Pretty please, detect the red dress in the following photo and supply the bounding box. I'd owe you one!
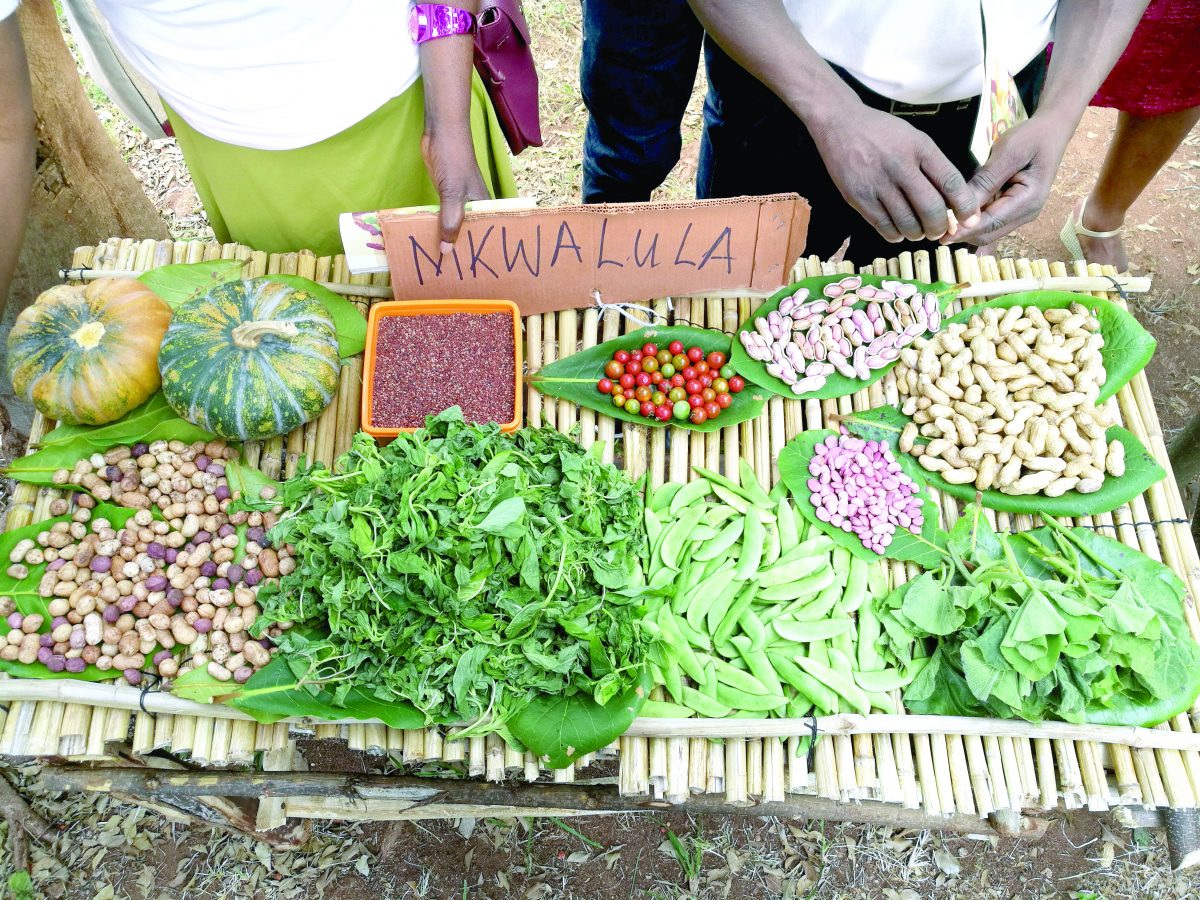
[1092,0,1200,115]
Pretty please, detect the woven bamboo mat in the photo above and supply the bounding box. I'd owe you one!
[2,236,1200,820]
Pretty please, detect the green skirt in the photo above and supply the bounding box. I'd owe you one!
[167,75,518,257]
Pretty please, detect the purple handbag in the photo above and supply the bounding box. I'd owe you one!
[474,0,543,155]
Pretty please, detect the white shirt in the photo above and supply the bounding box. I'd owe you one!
[0,0,17,19]
[782,0,1057,104]
[92,1,421,151]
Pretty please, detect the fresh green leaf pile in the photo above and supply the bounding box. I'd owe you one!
[251,407,652,751]
[873,505,1200,726]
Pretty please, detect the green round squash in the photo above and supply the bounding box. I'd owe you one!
[159,279,341,440]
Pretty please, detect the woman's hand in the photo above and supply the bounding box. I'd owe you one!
[421,126,489,254]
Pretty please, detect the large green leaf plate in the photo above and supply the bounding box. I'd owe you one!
[0,504,139,681]
[841,407,1164,516]
[527,325,767,433]
[729,274,958,401]
[778,429,949,568]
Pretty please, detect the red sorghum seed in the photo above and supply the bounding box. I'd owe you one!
[372,313,516,428]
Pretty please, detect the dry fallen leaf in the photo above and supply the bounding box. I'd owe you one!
[933,847,961,877]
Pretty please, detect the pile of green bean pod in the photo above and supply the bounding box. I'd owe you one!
[640,460,915,719]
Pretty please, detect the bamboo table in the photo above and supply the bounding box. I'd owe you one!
[3,238,1200,862]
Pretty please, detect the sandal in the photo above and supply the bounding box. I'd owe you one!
[1060,197,1123,261]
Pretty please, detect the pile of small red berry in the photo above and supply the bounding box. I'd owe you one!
[597,340,746,424]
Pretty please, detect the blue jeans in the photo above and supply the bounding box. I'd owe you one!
[580,0,703,203]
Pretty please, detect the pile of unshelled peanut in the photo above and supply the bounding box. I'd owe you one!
[0,438,291,686]
[895,303,1125,497]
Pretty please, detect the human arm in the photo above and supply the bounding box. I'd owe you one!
[417,1,491,254]
[950,0,1150,246]
[688,0,981,242]
[0,11,35,310]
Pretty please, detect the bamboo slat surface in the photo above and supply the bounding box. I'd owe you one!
[2,238,1199,824]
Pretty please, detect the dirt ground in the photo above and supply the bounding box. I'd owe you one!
[2,3,1200,898]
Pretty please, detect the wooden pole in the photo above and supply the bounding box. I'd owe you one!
[39,766,1048,838]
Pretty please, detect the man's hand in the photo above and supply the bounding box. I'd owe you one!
[810,105,981,243]
[948,114,1074,247]
[421,127,489,254]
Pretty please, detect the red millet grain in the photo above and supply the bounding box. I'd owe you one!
[371,312,516,428]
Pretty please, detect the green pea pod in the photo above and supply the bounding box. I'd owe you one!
[791,578,846,621]
[694,517,744,562]
[704,504,739,528]
[669,478,712,516]
[641,699,696,718]
[758,568,835,602]
[793,654,871,715]
[649,481,682,516]
[693,464,770,511]
[854,668,912,694]
[703,578,742,635]
[688,571,738,632]
[762,521,781,567]
[714,582,758,645]
[658,604,706,686]
[856,603,883,672]
[674,614,714,652]
[841,557,871,613]
[829,622,855,665]
[738,607,768,651]
[738,458,775,509]
[866,690,899,713]
[691,525,719,543]
[776,498,798,551]
[659,655,684,704]
[772,616,853,644]
[769,478,789,502]
[701,660,719,700]
[648,565,678,594]
[729,709,771,719]
[730,635,785,698]
[645,508,664,560]
[757,554,827,588]
[714,683,787,712]
[734,512,764,581]
[773,536,836,566]
[713,657,772,695]
[682,685,733,718]
[806,639,829,667]
[710,483,777,521]
[785,696,813,719]
[827,646,855,679]
[794,502,808,542]
[769,652,838,712]
[659,503,706,571]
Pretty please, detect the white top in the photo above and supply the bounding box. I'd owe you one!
[92,1,421,151]
[783,0,1057,104]
[0,0,17,19]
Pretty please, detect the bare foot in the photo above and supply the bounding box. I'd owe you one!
[1073,197,1130,272]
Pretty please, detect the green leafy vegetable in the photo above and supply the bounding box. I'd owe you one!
[729,274,957,400]
[528,325,766,433]
[777,429,949,567]
[6,393,213,487]
[873,505,1200,727]
[840,405,1165,516]
[245,408,651,761]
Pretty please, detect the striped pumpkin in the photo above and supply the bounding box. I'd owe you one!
[159,279,341,441]
[7,278,172,425]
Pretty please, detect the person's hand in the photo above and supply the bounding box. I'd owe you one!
[809,104,981,243]
[421,126,489,254]
[948,113,1074,246]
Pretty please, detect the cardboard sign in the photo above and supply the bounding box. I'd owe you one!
[379,195,809,315]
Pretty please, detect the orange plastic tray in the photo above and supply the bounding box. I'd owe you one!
[361,299,523,439]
